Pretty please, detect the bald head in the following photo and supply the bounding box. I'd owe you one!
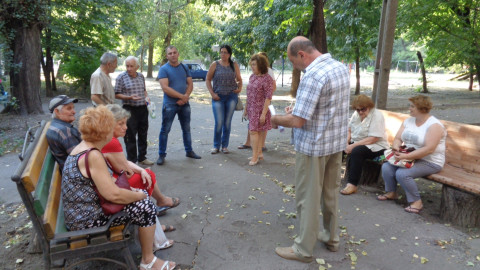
[287,36,321,71]
[288,36,317,56]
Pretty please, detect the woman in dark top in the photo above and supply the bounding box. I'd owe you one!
[206,45,243,154]
[62,106,175,270]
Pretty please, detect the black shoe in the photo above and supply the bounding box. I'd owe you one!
[186,151,201,159]
[156,156,165,165]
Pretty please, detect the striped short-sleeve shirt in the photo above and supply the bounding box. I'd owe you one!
[114,72,146,106]
[292,53,350,157]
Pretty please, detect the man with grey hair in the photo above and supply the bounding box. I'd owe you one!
[46,95,81,172]
[115,56,153,165]
[272,36,350,262]
[90,52,118,106]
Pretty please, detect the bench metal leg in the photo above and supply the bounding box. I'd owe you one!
[123,246,137,270]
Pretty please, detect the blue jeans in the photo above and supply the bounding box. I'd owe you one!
[158,103,192,157]
[212,93,238,149]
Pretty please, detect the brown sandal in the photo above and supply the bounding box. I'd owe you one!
[340,185,357,195]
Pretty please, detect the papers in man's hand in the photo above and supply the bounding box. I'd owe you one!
[268,105,284,132]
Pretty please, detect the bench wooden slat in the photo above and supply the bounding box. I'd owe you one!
[43,163,62,239]
[21,121,51,193]
[427,165,480,195]
[55,196,68,235]
[33,151,56,216]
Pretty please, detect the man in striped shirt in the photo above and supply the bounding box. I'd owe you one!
[272,36,350,263]
[115,56,153,165]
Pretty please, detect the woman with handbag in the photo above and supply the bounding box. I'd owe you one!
[62,106,176,270]
[244,53,274,165]
[206,44,243,154]
[102,104,180,218]
[378,95,446,214]
[340,95,389,195]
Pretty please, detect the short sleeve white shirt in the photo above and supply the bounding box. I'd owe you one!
[348,108,389,152]
[90,67,115,105]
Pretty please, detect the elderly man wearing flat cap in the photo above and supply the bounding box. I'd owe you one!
[46,95,81,171]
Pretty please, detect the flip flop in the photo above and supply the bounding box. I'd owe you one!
[376,194,397,201]
[405,206,422,214]
[238,144,251,149]
[156,206,169,216]
[162,225,176,232]
[170,197,180,208]
[153,239,174,252]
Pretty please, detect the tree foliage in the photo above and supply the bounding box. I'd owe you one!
[0,0,46,114]
[325,0,382,94]
[398,0,480,87]
[45,0,133,90]
[222,0,312,66]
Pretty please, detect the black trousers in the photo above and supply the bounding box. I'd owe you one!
[347,145,385,186]
[123,104,149,163]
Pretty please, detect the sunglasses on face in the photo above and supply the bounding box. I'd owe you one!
[356,107,367,113]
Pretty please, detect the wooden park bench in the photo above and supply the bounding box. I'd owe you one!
[347,110,480,227]
[10,121,137,269]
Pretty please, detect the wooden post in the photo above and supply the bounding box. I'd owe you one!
[373,0,398,109]
[372,0,387,103]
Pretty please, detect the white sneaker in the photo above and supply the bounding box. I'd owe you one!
[139,159,154,165]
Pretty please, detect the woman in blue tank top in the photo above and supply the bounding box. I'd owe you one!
[205,45,243,154]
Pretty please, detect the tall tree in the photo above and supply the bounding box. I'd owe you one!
[325,0,382,95]
[398,0,480,91]
[0,0,45,114]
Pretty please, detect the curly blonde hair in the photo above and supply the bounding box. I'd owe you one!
[79,105,116,142]
[409,95,433,113]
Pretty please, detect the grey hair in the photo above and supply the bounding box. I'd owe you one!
[165,45,178,53]
[288,39,316,56]
[51,104,64,119]
[100,52,118,65]
[106,104,131,121]
[125,56,140,68]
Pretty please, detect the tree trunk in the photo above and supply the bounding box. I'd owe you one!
[290,68,301,98]
[309,0,328,53]
[147,40,154,78]
[355,50,361,95]
[161,11,173,66]
[56,61,65,81]
[140,41,145,73]
[10,25,43,115]
[440,185,480,227]
[476,64,480,91]
[40,53,51,97]
[468,70,473,91]
[416,51,428,93]
[375,0,398,109]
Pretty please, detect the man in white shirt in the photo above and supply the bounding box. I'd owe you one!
[90,52,118,106]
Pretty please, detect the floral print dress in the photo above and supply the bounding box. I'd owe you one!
[246,74,274,131]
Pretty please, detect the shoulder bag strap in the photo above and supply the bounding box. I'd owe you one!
[84,147,100,179]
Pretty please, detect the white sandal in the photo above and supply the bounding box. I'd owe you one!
[139,256,176,270]
[160,260,176,270]
[153,239,174,252]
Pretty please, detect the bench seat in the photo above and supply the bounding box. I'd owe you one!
[11,121,137,269]
[348,109,480,227]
